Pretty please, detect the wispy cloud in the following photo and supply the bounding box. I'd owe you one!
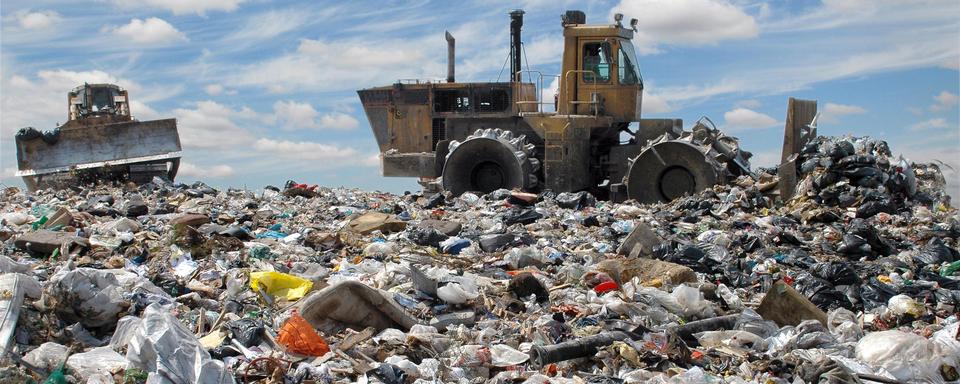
[112,0,245,16]
[723,107,780,131]
[268,101,359,131]
[908,118,948,131]
[179,162,235,178]
[252,138,359,162]
[8,10,61,30]
[930,90,959,112]
[820,102,866,124]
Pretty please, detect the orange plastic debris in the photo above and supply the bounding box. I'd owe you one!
[277,312,330,356]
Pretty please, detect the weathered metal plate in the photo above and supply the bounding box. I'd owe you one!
[15,118,181,176]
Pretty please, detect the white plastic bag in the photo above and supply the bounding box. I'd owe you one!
[126,304,235,384]
[855,330,945,382]
[671,285,715,319]
[490,344,529,367]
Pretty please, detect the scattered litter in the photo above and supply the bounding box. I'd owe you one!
[0,135,956,382]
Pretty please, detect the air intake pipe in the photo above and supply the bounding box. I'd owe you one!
[445,31,455,83]
[509,9,525,82]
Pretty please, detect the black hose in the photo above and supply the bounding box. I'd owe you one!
[528,331,631,368]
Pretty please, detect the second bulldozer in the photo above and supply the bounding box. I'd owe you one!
[359,10,797,203]
[15,84,181,192]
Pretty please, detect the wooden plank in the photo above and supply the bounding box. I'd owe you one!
[780,98,818,164]
[779,98,817,201]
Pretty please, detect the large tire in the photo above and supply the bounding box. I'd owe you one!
[441,128,539,196]
[625,141,722,204]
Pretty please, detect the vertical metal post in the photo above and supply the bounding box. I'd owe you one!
[509,10,525,83]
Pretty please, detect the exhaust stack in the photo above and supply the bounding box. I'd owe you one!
[509,9,525,82]
[445,31,455,83]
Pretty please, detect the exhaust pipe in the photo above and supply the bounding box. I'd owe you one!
[445,31,455,83]
[509,9,525,82]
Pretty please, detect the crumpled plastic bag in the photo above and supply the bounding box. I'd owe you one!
[277,312,330,356]
[125,304,234,384]
[48,268,127,328]
[855,329,948,382]
[671,285,715,319]
[249,271,314,301]
[437,282,479,304]
[65,346,127,382]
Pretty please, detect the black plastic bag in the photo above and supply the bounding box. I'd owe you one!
[856,199,895,219]
[913,237,958,265]
[409,227,448,248]
[372,363,407,384]
[794,272,852,310]
[226,318,265,347]
[423,193,445,208]
[504,208,542,225]
[555,191,596,210]
[811,261,860,285]
[860,277,898,310]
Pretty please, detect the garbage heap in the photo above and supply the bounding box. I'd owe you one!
[0,135,957,384]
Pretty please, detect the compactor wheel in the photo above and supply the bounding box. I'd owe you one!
[441,128,539,196]
[625,141,721,204]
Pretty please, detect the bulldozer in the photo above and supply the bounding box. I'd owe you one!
[358,10,817,202]
[14,83,182,192]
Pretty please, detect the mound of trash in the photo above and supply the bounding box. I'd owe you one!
[0,135,957,384]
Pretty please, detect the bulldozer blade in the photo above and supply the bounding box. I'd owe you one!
[15,118,181,189]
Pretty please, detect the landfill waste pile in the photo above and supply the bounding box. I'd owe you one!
[0,135,957,384]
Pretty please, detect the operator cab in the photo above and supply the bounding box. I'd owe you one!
[69,83,131,121]
[557,11,644,122]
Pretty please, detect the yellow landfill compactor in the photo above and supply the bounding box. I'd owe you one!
[359,10,816,202]
[15,84,182,192]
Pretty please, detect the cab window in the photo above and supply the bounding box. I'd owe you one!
[582,41,612,83]
[618,41,642,85]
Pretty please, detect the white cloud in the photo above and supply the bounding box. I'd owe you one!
[269,101,359,130]
[252,138,358,161]
[178,162,235,178]
[611,0,759,54]
[362,154,381,167]
[642,91,672,114]
[110,18,187,45]
[128,100,161,121]
[734,99,762,109]
[723,107,779,131]
[908,118,948,131]
[930,90,959,112]
[820,102,866,123]
[172,101,256,149]
[749,149,782,168]
[113,0,245,16]
[941,58,960,70]
[204,84,224,95]
[13,10,61,30]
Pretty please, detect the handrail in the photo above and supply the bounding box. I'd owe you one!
[513,70,560,114]
[563,70,600,117]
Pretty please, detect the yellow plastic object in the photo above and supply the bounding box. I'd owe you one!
[249,271,314,301]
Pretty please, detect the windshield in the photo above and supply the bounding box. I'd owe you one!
[618,40,642,86]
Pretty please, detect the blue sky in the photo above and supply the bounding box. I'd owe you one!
[1,0,958,196]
